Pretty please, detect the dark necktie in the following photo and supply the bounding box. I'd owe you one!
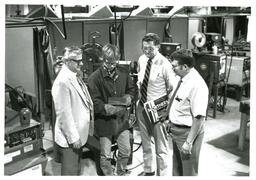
[140,58,153,104]
[165,78,182,115]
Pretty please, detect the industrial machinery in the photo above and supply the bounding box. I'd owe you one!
[191,32,206,51]
[5,108,43,164]
[81,31,103,81]
[191,32,227,118]
[204,32,222,52]
[160,42,181,60]
[191,32,222,53]
[4,107,46,175]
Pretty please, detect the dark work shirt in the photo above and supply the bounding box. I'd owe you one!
[87,65,135,136]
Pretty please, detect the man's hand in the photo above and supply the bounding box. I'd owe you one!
[181,141,192,155]
[163,120,172,134]
[115,106,126,118]
[104,104,118,115]
[123,94,132,106]
[159,109,169,122]
[73,139,82,149]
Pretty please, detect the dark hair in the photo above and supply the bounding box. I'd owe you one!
[170,49,195,68]
[102,43,120,62]
[142,33,160,46]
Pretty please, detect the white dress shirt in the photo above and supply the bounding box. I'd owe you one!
[169,68,209,126]
[137,52,178,101]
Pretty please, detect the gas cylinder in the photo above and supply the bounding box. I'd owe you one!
[20,108,31,126]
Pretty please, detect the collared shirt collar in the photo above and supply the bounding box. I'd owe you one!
[101,65,110,78]
[100,65,119,79]
[148,51,160,63]
[62,64,77,78]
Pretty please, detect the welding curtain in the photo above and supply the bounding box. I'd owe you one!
[33,27,54,128]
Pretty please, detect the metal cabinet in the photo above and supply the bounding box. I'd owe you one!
[123,19,147,61]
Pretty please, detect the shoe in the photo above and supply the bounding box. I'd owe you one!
[116,169,131,176]
[138,171,155,176]
[124,169,131,176]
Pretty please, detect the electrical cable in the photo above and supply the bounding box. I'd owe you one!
[121,6,137,21]
[127,162,144,171]
[165,7,186,42]
[111,5,136,43]
[132,141,142,152]
[25,5,67,40]
[5,84,32,111]
[225,44,234,84]
[111,140,143,171]
[26,17,66,39]
[167,7,186,21]
[113,8,117,46]
[60,5,67,39]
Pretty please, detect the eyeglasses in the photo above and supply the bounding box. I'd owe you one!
[171,64,182,69]
[70,59,83,65]
[105,59,118,66]
[142,46,155,52]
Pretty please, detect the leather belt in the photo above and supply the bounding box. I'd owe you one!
[171,122,191,128]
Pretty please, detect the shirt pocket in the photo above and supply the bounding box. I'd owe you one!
[149,67,163,82]
[174,94,190,115]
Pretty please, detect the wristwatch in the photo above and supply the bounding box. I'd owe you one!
[185,140,193,146]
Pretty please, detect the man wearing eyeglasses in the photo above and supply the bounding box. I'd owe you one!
[167,49,208,176]
[52,46,94,175]
[88,43,135,175]
[136,33,177,176]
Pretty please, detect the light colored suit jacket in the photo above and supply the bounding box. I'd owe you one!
[52,65,94,148]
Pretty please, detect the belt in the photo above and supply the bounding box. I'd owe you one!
[171,122,191,128]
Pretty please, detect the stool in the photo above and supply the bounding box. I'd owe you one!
[238,99,250,151]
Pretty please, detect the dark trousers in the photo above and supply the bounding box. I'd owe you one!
[55,143,82,175]
[170,124,204,176]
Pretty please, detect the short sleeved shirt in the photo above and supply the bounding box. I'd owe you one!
[169,68,209,126]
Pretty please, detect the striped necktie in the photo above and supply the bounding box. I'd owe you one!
[140,58,153,104]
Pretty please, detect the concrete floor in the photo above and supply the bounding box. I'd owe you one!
[43,97,250,176]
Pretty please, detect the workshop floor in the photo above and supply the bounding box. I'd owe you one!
[43,97,250,176]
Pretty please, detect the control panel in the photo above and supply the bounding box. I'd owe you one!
[5,124,41,148]
[5,108,42,148]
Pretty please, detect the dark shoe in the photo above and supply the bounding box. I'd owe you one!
[116,169,131,176]
[138,171,155,176]
[125,169,131,175]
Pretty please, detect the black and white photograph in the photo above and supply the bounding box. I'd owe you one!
[1,0,255,177]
